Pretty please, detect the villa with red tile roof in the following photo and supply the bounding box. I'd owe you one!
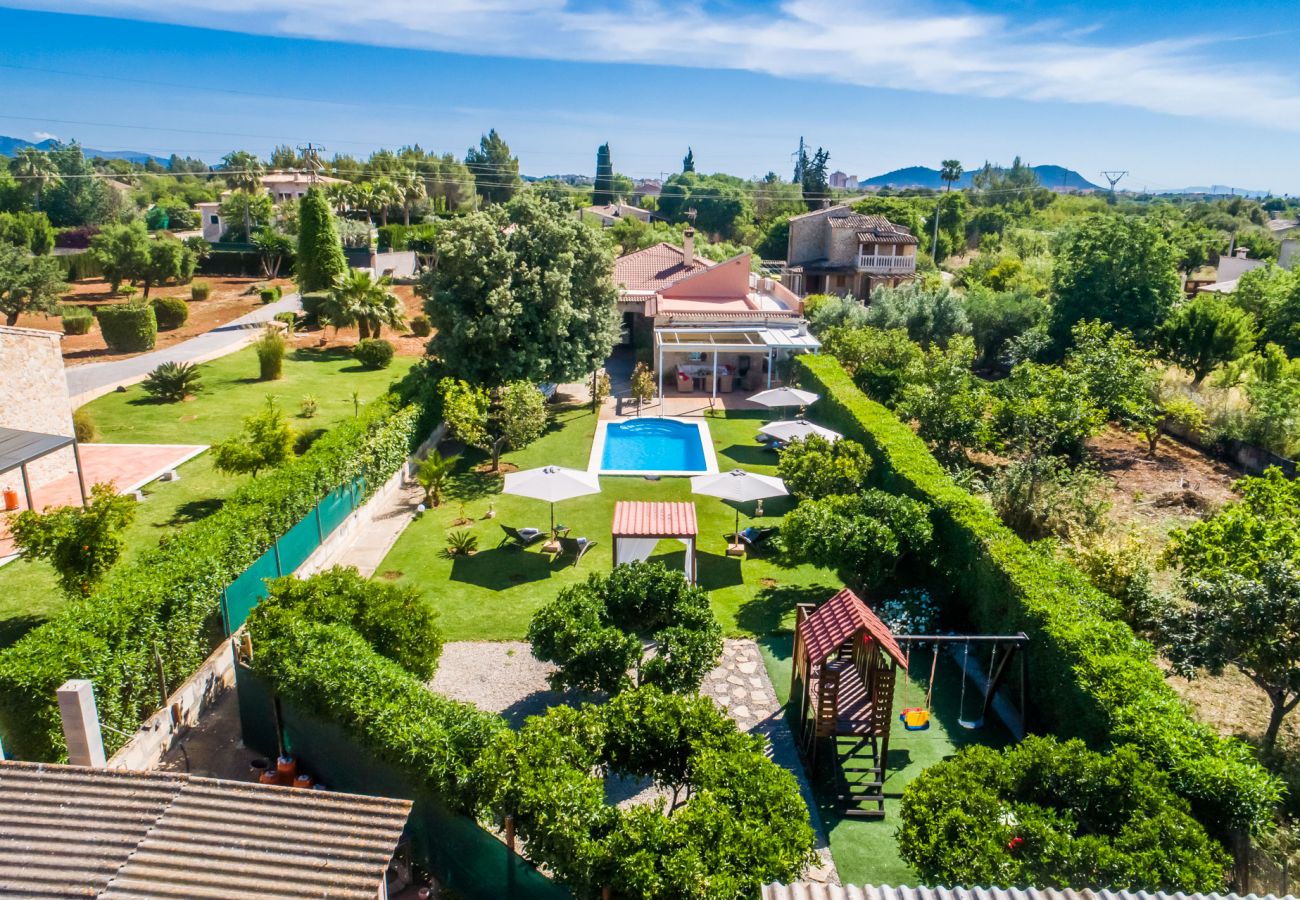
[613,229,820,399]
[782,204,918,299]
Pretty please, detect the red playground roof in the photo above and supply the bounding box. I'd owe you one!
[612,501,698,538]
[799,588,907,667]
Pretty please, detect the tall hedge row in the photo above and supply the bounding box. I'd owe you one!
[0,396,420,761]
[797,354,1280,837]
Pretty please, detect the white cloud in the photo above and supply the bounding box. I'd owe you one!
[32,130,58,141]
[10,0,1300,131]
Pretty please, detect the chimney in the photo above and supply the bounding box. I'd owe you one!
[1235,247,1249,259]
[683,228,695,266]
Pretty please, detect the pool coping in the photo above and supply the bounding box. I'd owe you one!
[589,416,720,477]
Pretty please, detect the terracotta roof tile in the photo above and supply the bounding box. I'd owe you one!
[800,588,906,667]
[614,243,714,293]
[612,501,698,537]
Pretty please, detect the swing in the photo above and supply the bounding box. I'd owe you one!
[899,645,939,731]
[957,639,995,730]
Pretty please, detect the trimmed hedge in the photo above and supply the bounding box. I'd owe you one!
[352,338,395,370]
[95,303,157,352]
[797,354,1280,837]
[60,305,94,336]
[150,296,189,331]
[0,395,421,761]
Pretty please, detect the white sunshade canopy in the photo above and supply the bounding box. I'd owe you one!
[748,387,819,409]
[757,419,843,444]
[690,468,789,503]
[503,465,602,533]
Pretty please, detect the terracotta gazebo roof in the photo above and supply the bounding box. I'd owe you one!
[612,501,698,538]
[800,588,906,667]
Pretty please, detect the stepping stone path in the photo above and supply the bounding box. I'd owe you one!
[701,639,838,885]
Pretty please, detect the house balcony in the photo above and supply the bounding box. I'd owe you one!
[856,254,916,273]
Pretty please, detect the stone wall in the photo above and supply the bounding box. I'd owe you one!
[0,326,74,489]
[787,210,830,266]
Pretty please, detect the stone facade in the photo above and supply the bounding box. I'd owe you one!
[0,325,75,488]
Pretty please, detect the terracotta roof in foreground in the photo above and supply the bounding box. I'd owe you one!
[0,760,411,899]
[799,588,906,668]
[612,500,698,538]
[614,242,714,293]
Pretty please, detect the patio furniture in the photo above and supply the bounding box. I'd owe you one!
[737,525,778,555]
[718,374,734,393]
[503,466,601,546]
[557,535,597,566]
[499,524,545,548]
[676,369,695,393]
[690,468,789,556]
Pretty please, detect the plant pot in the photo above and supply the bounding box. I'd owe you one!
[3,489,18,511]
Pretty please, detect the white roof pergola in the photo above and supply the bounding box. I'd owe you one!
[654,325,820,398]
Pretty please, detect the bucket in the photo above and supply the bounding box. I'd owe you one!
[276,755,297,785]
[3,489,18,511]
[258,769,279,785]
[293,773,314,789]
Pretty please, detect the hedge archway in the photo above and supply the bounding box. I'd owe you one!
[476,686,815,900]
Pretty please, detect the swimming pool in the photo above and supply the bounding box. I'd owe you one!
[590,417,719,476]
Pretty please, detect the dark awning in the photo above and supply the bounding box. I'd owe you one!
[0,426,74,476]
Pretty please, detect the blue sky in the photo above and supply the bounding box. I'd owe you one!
[0,1,1297,192]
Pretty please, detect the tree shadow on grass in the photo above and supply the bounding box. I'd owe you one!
[720,443,778,468]
[161,497,224,527]
[449,546,555,590]
[737,582,839,636]
[292,346,352,363]
[0,614,47,650]
[695,550,743,590]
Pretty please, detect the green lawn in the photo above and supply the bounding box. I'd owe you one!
[0,346,416,647]
[378,404,841,640]
[760,634,1010,884]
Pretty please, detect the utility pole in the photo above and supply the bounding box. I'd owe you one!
[1100,170,1128,199]
[297,143,326,183]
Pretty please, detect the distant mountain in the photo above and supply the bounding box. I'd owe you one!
[0,135,168,165]
[861,164,1099,191]
[1153,185,1270,199]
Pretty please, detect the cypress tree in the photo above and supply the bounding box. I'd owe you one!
[296,186,347,292]
[682,147,695,173]
[593,143,615,206]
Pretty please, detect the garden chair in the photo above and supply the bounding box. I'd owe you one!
[557,536,597,566]
[737,526,777,555]
[499,524,544,549]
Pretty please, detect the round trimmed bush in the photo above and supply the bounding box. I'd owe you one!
[353,338,395,370]
[95,303,157,353]
[150,296,189,331]
[898,735,1230,891]
[409,314,432,337]
[476,686,815,898]
[528,561,722,695]
[258,284,281,304]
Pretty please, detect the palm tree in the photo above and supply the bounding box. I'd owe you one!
[221,150,265,241]
[349,182,377,225]
[415,452,455,507]
[330,268,406,339]
[394,169,426,226]
[325,182,352,214]
[932,159,965,261]
[12,147,61,211]
[370,177,401,227]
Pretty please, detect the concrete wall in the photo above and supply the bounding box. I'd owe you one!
[371,250,418,279]
[0,326,75,488]
[1282,239,1297,271]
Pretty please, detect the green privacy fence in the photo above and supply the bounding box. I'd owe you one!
[236,666,570,900]
[220,478,365,633]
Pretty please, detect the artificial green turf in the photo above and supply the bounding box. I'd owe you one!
[0,346,417,647]
[377,404,842,641]
[759,634,1010,885]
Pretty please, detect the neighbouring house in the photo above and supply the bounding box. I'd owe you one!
[584,202,656,227]
[261,172,348,203]
[613,230,819,399]
[0,326,75,490]
[1199,247,1267,295]
[0,760,411,899]
[1265,217,1300,240]
[196,200,225,242]
[782,204,918,300]
[633,179,662,200]
[1183,265,1218,296]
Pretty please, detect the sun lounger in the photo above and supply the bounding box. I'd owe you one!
[499,524,544,548]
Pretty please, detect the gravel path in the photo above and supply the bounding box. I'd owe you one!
[429,639,837,883]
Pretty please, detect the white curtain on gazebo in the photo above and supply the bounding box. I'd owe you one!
[614,537,695,578]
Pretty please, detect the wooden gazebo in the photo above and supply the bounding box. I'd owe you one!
[790,588,907,818]
[611,501,698,584]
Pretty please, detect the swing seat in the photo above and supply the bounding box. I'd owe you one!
[899,707,930,730]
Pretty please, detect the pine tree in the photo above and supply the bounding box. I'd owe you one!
[295,186,347,292]
[593,143,615,206]
[465,129,520,205]
[802,147,830,210]
[682,147,695,173]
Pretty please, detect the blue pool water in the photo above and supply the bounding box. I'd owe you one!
[601,419,709,472]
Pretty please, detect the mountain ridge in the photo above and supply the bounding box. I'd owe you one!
[860,164,1100,191]
[0,135,168,165]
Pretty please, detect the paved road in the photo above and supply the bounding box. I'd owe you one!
[66,294,302,405]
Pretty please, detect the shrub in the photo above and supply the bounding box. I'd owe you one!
[899,736,1230,891]
[253,325,286,381]
[821,325,923,405]
[781,489,933,590]
[863,282,970,348]
[796,353,1280,837]
[299,395,318,419]
[528,562,723,695]
[258,284,281,304]
[8,484,136,597]
[445,529,478,556]
[142,361,202,403]
[985,456,1111,542]
[72,408,98,443]
[60,305,94,336]
[95,303,157,353]
[0,395,421,761]
[777,434,872,499]
[273,311,297,332]
[150,296,189,331]
[353,338,395,370]
[190,280,211,301]
[409,314,432,337]
[212,397,294,476]
[475,686,815,898]
[251,567,443,680]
